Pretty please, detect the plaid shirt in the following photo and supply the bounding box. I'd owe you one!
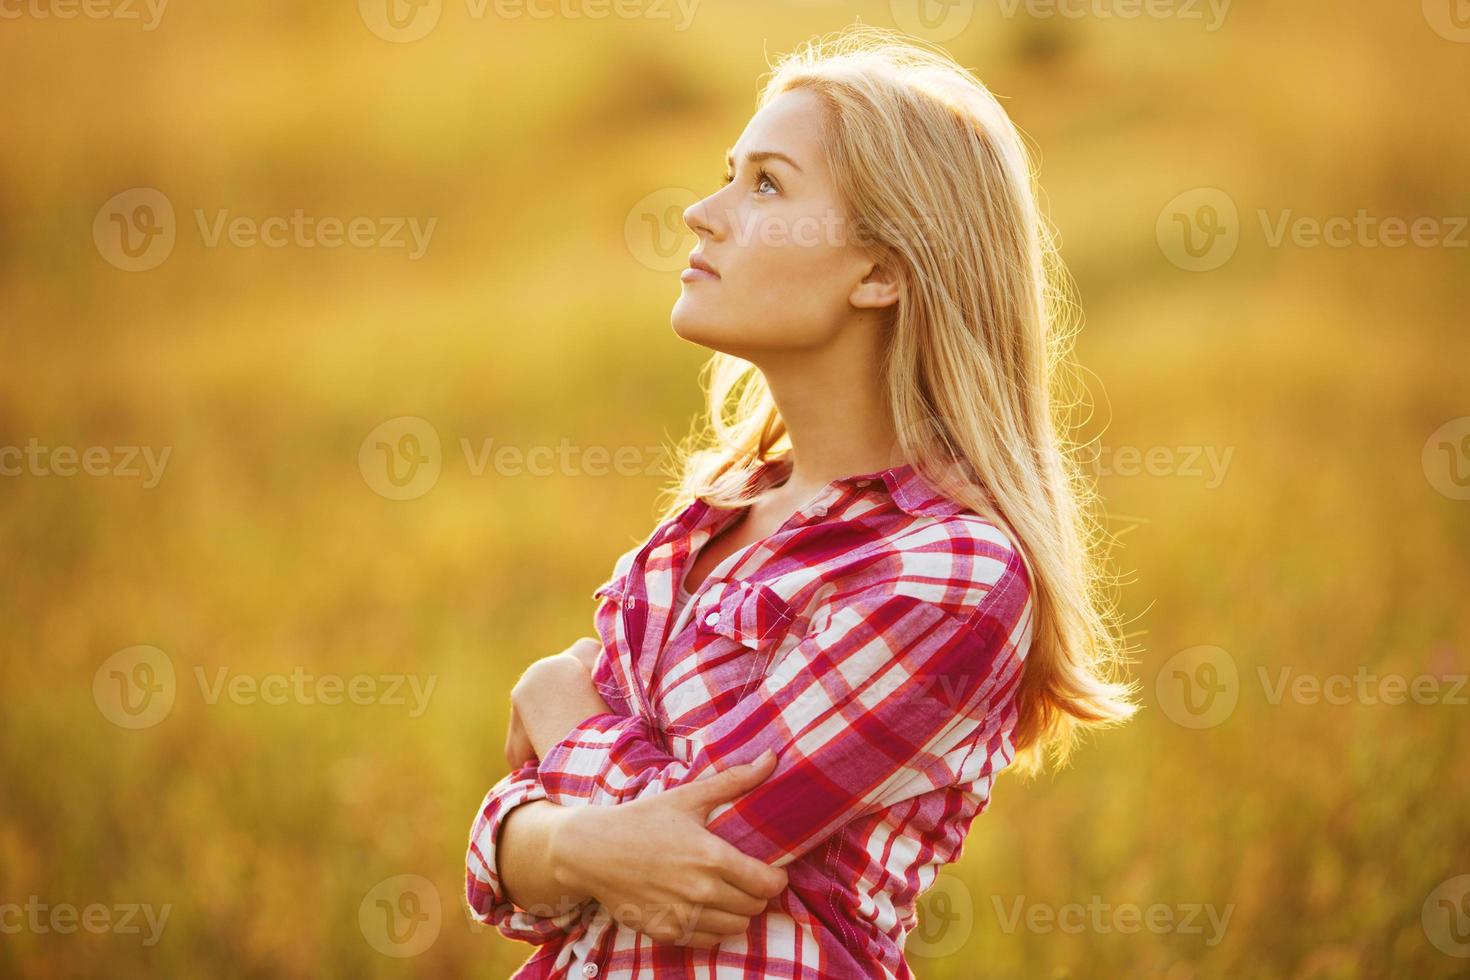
[467,456,1034,979]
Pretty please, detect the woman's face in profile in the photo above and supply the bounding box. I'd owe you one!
[672,87,888,359]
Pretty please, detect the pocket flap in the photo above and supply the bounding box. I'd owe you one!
[591,576,625,602]
[691,580,795,649]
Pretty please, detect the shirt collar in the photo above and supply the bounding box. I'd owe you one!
[756,454,968,519]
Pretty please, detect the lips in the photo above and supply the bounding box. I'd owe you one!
[688,254,719,277]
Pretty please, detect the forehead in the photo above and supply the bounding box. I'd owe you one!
[730,88,826,168]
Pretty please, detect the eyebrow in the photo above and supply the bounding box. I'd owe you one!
[725,147,805,174]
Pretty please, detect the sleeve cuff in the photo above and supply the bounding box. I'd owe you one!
[537,711,655,806]
[465,768,593,943]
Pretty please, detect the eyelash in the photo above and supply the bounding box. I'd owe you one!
[721,167,778,194]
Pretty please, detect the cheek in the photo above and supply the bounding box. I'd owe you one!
[672,211,855,346]
[744,221,849,307]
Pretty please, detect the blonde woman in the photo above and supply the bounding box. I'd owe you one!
[467,24,1138,980]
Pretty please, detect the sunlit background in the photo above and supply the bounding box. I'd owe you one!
[3,0,1468,976]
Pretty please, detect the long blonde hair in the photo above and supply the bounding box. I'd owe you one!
[654,24,1139,777]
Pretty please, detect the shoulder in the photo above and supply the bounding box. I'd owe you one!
[821,512,1032,624]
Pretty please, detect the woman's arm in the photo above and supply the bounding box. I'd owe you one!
[470,643,788,949]
[527,563,1033,869]
[511,650,614,761]
[497,798,588,911]
[494,753,791,947]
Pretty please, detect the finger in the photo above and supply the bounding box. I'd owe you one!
[711,839,789,900]
[686,907,751,937]
[672,749,778,813]
[697,878,769,919]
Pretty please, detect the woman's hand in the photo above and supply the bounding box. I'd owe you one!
[548,750,790,948]
[512,645,615,760]
[504,701,537,771]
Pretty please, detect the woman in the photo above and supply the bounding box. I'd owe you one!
[467,24,1138,979]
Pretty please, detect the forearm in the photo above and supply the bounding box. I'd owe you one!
[498,799,592,915]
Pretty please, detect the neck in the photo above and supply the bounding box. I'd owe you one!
[755,324,901,501]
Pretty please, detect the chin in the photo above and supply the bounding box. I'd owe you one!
[671,314,748,359]
[670,297,718,343]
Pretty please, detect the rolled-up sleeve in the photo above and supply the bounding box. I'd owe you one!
[464,759,596,944]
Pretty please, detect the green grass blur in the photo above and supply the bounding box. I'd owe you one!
[1,1,1467,977]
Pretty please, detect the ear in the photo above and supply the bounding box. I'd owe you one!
[849,261,901,310]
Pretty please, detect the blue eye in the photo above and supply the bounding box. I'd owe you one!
[721,168,778,194]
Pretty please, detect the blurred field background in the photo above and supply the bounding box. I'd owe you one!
[2,0,1468,977]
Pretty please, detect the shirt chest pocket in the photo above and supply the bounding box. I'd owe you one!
[659,580,799,728]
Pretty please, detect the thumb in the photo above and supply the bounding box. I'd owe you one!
[674,749,778,814]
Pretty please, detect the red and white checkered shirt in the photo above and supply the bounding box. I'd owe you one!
[467,455,1034,979]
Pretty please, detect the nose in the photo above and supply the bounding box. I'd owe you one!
[683,192,723,241]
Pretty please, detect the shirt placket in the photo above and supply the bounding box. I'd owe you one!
[620,501,720,727]
[640,480,859,731]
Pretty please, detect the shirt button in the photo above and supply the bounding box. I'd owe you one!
[627,596,637,609]
[856,479,871,488]
[703,611,720,626]
[581,964,600,978]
